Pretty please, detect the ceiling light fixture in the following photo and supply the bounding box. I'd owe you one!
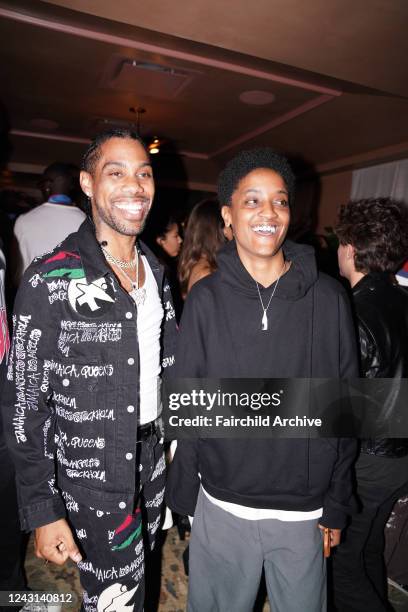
[129,106,161,154]
[148,138,160,155]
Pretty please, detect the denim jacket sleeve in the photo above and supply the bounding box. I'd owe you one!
[2,271,66,531]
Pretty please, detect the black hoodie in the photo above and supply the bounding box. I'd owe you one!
[166,240,358,528]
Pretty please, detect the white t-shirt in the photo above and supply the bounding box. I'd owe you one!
[136,256,164,425]
[169,441,323,524]
[14,201,86,274]
[202,486,322,522]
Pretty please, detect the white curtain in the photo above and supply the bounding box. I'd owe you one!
[351,159,408,203]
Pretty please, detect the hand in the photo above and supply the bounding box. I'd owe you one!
[318,524,342,548]
[34,518,82,566]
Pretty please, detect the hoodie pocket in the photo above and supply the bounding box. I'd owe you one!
[261,439,309,496]
[200,439,310,497]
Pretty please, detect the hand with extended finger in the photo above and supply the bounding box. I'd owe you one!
[35,518,83,566]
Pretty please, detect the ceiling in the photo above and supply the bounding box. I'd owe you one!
[1,0,408,191]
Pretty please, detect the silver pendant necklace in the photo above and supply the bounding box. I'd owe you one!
[102,245,146,306]
[255,260,286,331]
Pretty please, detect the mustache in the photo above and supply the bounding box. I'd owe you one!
[111,196,151,204]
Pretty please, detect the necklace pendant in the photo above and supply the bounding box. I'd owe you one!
[130,286,146,307]
[261,311,268,331]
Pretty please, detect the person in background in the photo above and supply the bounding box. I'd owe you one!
[385,259,408,593]
[395,259,408,286]
[332,197,408,612]
[178,198,229,297]
[13,162,86,282]
[143,214,183,322]
[0,242,27,602]
[171,199,230,560]
[167,148,358,612]
[154,216,183,260]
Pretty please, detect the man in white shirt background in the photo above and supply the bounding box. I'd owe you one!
[13,161,86,283]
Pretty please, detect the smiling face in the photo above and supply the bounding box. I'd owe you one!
[221,167,290,268]
[80,137,154,240]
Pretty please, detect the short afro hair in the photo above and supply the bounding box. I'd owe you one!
[335,198,408,273]
[81,128,148,175]
[217,147,295,206]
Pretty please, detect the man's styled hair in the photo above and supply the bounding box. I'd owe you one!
[81,128,148,175]
[336,198,408,273]
[217,147,296,206]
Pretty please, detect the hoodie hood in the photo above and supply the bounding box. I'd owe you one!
[217,238,318,301]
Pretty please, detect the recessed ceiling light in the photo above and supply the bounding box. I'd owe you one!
[29,118,59,130]
[239,90,276,105]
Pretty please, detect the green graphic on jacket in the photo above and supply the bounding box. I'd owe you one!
[111,509,142,551]
[42,250,84,279]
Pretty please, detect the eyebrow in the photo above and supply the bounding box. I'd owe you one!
[244,187,288,195]
[101,161,152,171]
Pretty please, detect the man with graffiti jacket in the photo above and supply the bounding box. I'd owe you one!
[2,129,176,612]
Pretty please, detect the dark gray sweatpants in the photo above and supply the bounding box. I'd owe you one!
[188,489,326,612]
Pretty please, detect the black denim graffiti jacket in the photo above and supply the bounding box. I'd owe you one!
[2,218,176,531]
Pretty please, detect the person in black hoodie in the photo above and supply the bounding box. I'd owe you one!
[166,148,358,612]
[332,198,408,612]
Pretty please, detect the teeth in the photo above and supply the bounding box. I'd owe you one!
[115,203,143,212]
[253,225,277,234]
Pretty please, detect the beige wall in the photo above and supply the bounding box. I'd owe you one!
[317,169,353,234]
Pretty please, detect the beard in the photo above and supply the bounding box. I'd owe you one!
[93,197,152,237]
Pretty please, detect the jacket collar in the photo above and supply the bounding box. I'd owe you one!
[352,271,394,296]
[76,217,163,288]
[76,218,110,283]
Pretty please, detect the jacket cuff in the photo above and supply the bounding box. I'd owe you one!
[319,507,350,530]
[165,490,198,517]
[19,496,67,532]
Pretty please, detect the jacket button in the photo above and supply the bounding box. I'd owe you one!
[127,357,135,365]
[118,501,126,509]
[125,452,133,460]
[125,312,133,319]
[62,379,69,387]
[127,405,135,413]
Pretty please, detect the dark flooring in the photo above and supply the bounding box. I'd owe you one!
[25,527,408,612]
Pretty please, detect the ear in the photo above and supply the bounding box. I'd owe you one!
[80,170,93,199]
[156,236,164,246]
[346,244,355,260]
[221,205,232,228]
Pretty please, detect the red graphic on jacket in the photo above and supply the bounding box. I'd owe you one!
[111,509,142,552]
[0,307,10,364]
[42,250,85,279]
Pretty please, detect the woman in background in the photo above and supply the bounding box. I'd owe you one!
[143,213,183,321]
[174,198,230,564]
[178,198,231,297]
[155,216,183,260]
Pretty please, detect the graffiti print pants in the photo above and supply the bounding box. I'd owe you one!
[63,429,165,612]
